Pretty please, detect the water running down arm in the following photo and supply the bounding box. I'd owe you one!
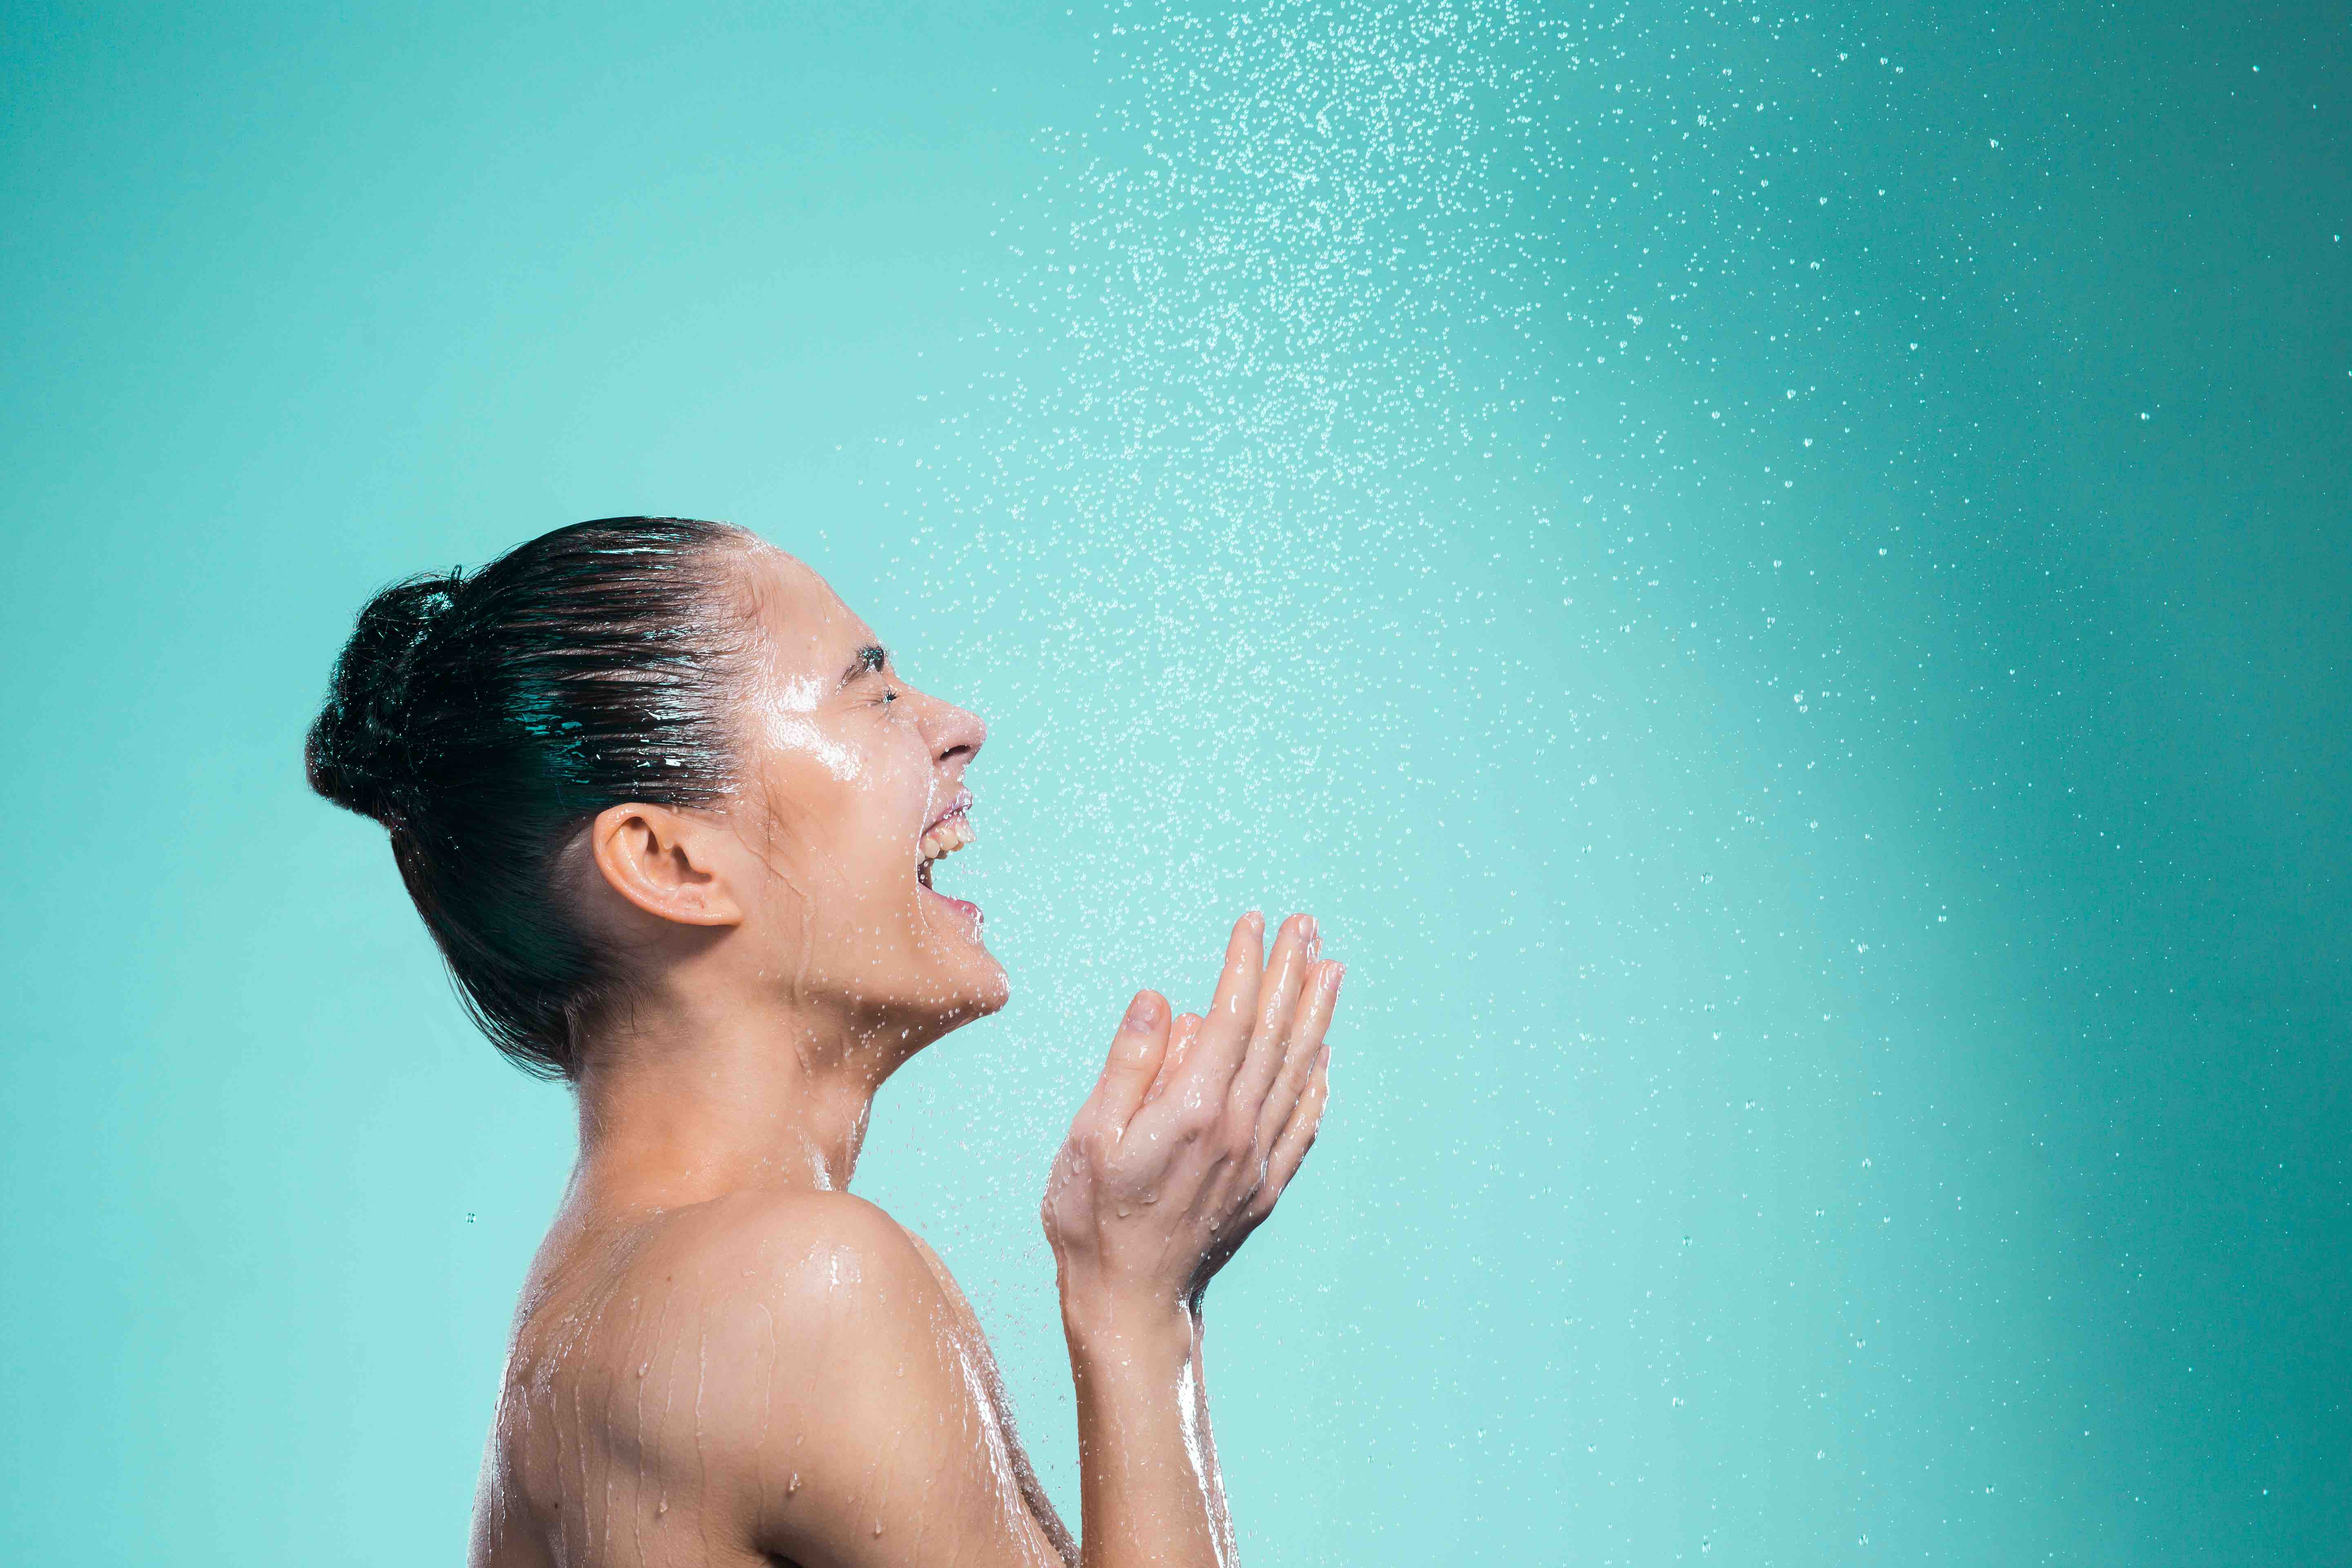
[1045,911,1339,1567]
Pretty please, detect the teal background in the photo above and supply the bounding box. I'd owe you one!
[3,1,2345,1562]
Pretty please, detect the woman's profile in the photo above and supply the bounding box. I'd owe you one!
[305,517,1339,1567]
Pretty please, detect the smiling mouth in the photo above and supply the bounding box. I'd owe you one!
[916,804,974,892]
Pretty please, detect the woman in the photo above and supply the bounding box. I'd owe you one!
[306,517,1339,1567]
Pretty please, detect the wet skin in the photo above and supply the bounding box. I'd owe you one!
[470,543,1339,1568]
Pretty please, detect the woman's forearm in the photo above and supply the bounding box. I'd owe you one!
[1182,1308,1238,1564]
[1065,1296,1232,1568]
[1045,918,1338,1566]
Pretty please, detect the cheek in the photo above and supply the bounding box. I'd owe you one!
[762,712,865,784]
[859,751,935,893]
[751,739,929,897]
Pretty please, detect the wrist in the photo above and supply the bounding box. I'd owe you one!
[1060,1289,1196,1366]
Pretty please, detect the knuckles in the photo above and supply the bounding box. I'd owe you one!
[1172,1106,1218,1142]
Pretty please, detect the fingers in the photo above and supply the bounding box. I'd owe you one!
[1145,1013,1203,1104]
[1183,910,1267,1094]
[1255,958,1341,1151]
[1229,913,1318,1114]
[1256,1044,1331,1215]
[1082,990,1170,1138]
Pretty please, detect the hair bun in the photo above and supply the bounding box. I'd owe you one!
[305,571,464,826]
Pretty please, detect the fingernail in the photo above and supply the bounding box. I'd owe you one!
[1124,992,1160,1031]
[1300,913,1319,944]
[1325,962,1345,996]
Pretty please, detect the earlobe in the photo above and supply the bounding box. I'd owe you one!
[588,803,746,928]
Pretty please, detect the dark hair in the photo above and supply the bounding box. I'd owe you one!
[306,516,757,1078]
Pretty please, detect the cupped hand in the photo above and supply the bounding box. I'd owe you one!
[1043,911,1340,1320]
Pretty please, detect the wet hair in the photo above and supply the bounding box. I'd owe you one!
[306,517,757,1078]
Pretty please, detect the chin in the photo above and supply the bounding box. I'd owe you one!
[893,932,1008,1042]
[865,962,1005,1058]
[937,949,1011,1028]
[898,871,1008,1035]
[972,953,1011,1016]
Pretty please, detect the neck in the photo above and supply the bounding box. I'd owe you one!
[568,981,918,1211]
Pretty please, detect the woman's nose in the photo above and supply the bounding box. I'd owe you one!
[924,693,987,769]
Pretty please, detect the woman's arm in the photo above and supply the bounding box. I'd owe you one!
[563,915,1329,1568]
[1046,912,1339,1568]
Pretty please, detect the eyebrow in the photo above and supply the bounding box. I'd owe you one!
[838,644,889,688]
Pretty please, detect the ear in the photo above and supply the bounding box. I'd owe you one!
[587,803,745,928]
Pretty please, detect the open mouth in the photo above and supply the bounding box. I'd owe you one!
[915,813,972,889]
[916,791,982,929]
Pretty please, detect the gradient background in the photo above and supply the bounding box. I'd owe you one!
[3,2,2346,1562]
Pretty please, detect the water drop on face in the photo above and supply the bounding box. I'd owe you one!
[788,1472,802,1495]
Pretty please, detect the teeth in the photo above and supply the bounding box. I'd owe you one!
[918,814,974,865]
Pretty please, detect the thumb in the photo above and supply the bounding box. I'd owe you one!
[1146,1012,1204,1104]
[1086,990,1170,1137]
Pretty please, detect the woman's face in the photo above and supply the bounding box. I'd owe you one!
[723,545,1004,1038]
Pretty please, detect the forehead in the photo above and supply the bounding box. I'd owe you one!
[731,543,872,680]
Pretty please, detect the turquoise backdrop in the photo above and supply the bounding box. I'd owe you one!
[3,2,2345,1562]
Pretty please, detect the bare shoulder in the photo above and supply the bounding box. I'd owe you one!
[482,1189,993,1563]
[650,1186,947,1323]
[513,1187,960,1426]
